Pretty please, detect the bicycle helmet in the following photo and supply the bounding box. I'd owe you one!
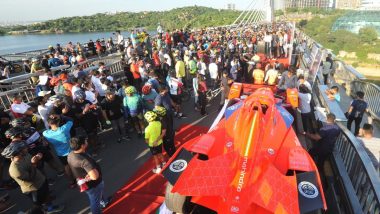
[142,84,152,95]
[5,127,24,139]
[125,86,136,95]
[11,118,28,128]
[144,111,157,122]
[153,106,166,117]
[1,140,28,159]
[74,90,86,101]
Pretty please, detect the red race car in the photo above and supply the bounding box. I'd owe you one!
[161,83,326,214]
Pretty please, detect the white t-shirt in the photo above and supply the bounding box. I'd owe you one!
[264,69,278,85]
[164,54,172,67]
[38,105,52,129]
[91,75,105,97]
[357,137,380,170]
[298,92,311,113]
[71,85,81,98]
[209,63,218,79]
[85,90,98,104]
[297,80,312,92]
[198,62,207,76]
[167,78,182,95]
[11,103,30,114]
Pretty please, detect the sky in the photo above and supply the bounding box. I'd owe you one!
[0,0,253,23]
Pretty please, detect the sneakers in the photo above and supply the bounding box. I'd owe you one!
[117,138,122,143]
[46,205,65,214]
[47,178,56,186]
[100,199,109,208]
[152,167,162,174]
[57,171,65,177]
[122,136,131,141]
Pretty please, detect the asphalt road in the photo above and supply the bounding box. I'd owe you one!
[6,95,221,214]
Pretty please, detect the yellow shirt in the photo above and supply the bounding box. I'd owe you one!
[253,69,264,85]
[145,121,163,147]
[175,61,186,78]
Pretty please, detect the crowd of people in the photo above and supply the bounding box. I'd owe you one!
[0,21,378,214]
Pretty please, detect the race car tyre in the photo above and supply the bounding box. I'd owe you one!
[165,183,188,213]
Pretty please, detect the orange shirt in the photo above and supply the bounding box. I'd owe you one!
[130,63,140,79]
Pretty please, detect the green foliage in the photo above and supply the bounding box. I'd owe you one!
[3,6,241,34]
[352,62,359,67]
[359,27,378,43]
[298,19,308,28]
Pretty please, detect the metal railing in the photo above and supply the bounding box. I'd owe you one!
[297,29,380,214]
[335,122,380,214]
[0,49,50,62]
[0,56,124,111]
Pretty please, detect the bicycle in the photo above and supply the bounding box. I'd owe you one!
[206,88,222,102]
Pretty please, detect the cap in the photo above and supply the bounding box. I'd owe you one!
[38,91,51,97]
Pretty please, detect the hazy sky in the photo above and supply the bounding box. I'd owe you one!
[1,0,254,22]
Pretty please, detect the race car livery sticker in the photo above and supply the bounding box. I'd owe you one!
[162,148,193,186]
[296,171,324,213]
[298,181,319,199]
[169,159,188,173]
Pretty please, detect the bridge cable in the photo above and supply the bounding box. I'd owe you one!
[236,0,257,28]
[231,0,255,25]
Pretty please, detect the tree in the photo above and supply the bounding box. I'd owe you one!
[359,27,378,43]
[298,19,308,28]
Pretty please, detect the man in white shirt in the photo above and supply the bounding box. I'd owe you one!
[115,30,124,52]
[163,52,172,67]
[208,59,218,89]
[197,58,207,76]
[91,70,105,98]
[297,75,312,92]
[10,95,33,118]
[357,123,380,173]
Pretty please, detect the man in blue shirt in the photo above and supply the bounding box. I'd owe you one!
[43,115,75,187]
[303,113,341,170]
[347,91,369,136]
[47,54,63,68]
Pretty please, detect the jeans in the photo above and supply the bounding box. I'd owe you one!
[111,117,126,138]
[347,115,363,136]
[301,112,314,133]
[85,181,104,214]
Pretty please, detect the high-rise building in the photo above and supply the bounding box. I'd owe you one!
[274,0,286,10]
[285,0,332,9]
[361,0,380,10]
[335,0,361,9]
[226,3,236,10]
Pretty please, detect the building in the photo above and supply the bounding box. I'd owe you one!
[285,0,332,9]
[226,3,236,10]
[274,0,286,10]
[335,0,361,9]
[361,0,380,10]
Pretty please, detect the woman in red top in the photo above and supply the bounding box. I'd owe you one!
[198,76,208,116]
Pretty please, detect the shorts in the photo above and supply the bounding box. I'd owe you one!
[170,94,182,104]
[58,156,68,166]
[131,113,143,124]
[149,144,163,155]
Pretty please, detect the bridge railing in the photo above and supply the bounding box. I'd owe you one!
[334,122,380,213]
[298,29,380,213]
[0,57,124,111]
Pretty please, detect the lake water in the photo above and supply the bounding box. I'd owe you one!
[0,31,133,55]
